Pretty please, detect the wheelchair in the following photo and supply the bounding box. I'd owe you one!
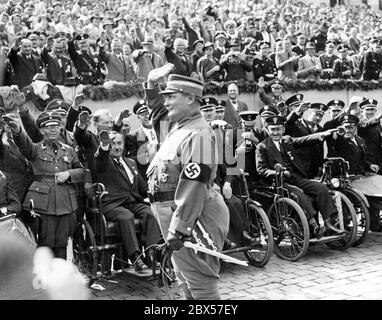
[72,183,161,286]
[320,157,370,247]
[221,170,273,268]
[250,163,358,262]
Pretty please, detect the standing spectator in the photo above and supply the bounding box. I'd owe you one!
[292,33,307,57]
[219,40,252,81]
[165,37,193,77]
[197,42,222,82]
[8,37,44,89]
[319,40,338,80]
[213,32,227,61]
[67,34,104,85]
[55,12,74,35]
[269,38,283,66]
[224,83,248,129]
[351,41,368,79]
[99,37,137,82]
[0,41,7,86]
[164,20,184,41]
[311,23,328,54]
[190,39,204,73]
[347,27,360,54]
[297,42,322,80]
[132,36,165,81]
[275,38,299,82]
[86,14,102,42]
[253,41,277,82]
[259,20,275,49]
[333,44,355,79]
[360,38,382,81]
[41,38,75,86]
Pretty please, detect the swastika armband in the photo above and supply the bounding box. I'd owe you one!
[181,162,211,183]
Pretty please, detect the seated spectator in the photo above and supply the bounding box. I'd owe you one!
[297,42,322,80]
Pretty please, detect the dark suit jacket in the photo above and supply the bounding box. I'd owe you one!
[223,99,248,129]
[285,111,324,178]
[164,46,193,77]
[8,47,44,89]
[124,128,150,180]
[41,47,74,85]
[256,134,323,183]
[0,171,21,215]
[94,147,148,214]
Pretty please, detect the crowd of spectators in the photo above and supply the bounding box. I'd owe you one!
[0,0,382,91]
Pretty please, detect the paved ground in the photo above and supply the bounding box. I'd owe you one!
[90,232,382,300]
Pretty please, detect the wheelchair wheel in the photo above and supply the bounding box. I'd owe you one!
[326,191,358,250]
[160,248,182,300]
[244,201,273,267]
[342,189,370,247]
[72,220,98,279]
[268,198,309,262]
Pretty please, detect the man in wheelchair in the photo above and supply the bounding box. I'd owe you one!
[95,130,162,271]
[256,115,345,238]
[328,113,382,232]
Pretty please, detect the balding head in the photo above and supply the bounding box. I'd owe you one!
[111,38,122,54]
[20,38,32,55]
[93,109,113,133]
[227,83,239,100]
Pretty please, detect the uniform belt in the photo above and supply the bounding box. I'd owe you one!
[148,191,175,203]
[80,72,92,76]
[34,175,56,182]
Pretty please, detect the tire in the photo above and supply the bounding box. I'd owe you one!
[160,248,183,300]
[342,188,370,247]
[268,198,310,262]
[244,201,273,267]
[72,220,98,279]
[326,191,358,250]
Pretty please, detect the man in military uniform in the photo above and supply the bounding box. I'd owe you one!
[323,99,345,130]
[357,99,382,173]
[0,169,21,217]
[319,40,338,80]
[333,45,355,79]
[256,115,344,238]
[68,34,104,85]
[252,41,277,82]
[8,111,85,259]
[258,80,284,110]
[147,74,229,300]
[199,96,217,124]
[328,113,382,232]
[214,100,226,121]
[360,38,382,81]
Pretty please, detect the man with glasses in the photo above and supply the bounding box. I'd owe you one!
[7,110,85,259]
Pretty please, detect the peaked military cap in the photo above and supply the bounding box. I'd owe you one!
[159,74,204,98]
[259,105,279,117]
[359,98,378,109]
[215,100,225,112]
[239,111,258,122]
[339,113,359,126]
[327,99,345,110]
[54,31,67,39]
[265,115,286,126]
[36,111,62,128]
[133,99,149,115]
[285,93,304,108]
[45,99,70,117]
[337,44,349,52]
[78,105,92,115]
[271,80,283,89]
[310,103,328,113]
[200,97,219,110]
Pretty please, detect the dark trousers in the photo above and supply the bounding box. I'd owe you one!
[289,178,337,220]
[104,201,161,258]
[225,195,250,243]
